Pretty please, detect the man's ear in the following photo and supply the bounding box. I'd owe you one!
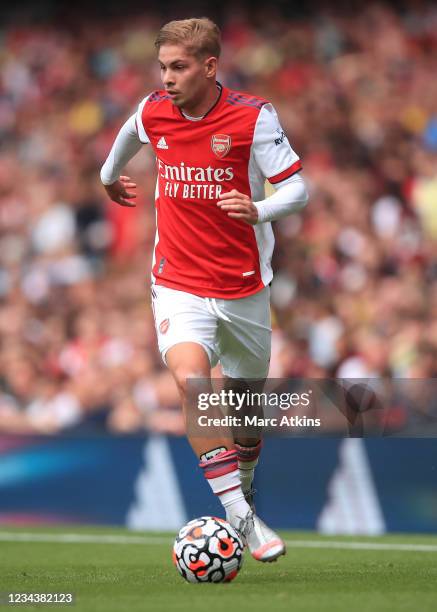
[204,56,217,78]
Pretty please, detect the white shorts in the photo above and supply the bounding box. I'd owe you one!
[151,284,271,379]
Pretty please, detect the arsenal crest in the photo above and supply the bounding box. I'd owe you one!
[211,134,232,159]
[159,318,170,334]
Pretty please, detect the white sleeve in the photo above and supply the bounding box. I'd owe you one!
[255,173,308,223]
[252,103,302,184]
[100,95,151,186]
[100,114,145,185]
[135,96,151,144]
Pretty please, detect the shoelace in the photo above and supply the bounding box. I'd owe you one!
[245,487,257,502]
[244,488,257,513]
[237,511,255,542]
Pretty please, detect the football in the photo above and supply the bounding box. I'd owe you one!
[172,516,244,583]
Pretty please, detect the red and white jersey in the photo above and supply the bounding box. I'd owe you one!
[136,84,302,299]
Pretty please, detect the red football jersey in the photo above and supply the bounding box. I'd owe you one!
[136,84,301,299]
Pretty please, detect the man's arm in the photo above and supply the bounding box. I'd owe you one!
[253,172,308,223]
[217,174,308,225]
[100,114,144,207]
[217,103,308,224]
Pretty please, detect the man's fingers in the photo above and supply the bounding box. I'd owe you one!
[105,179,137,207]
[218,190,248,200]
[219,189,238,197]
[112,193,137,207]
[120,178,137,187]
[228,212,247,219]
[218,203,248,211]
[217,198,245,207]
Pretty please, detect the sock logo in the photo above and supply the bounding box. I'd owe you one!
[200,446,227,462]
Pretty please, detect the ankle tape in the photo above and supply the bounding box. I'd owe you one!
[235,441,262,462]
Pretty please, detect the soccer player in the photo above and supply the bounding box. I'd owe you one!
[101,17,308,562]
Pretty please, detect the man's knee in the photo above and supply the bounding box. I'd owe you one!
[172,367,210,400]
[166,342,211,401]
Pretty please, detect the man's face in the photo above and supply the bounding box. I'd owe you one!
[158,44,215,109]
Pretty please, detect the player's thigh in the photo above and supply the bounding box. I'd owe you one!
[151,283,218,371]
[166,342,210,372]
[216,286,271,379]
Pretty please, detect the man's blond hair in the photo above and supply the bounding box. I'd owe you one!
[155,18,221,59]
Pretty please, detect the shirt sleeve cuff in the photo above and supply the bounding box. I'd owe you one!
[268,160,302,184]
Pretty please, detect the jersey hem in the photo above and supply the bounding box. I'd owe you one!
[153,277,268,300]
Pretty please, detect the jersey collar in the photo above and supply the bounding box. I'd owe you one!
[176,82,227,122]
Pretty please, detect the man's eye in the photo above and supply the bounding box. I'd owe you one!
[159,64,185,71]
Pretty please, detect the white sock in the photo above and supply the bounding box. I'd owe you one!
[199,449,251,527]
[220,489,251,526]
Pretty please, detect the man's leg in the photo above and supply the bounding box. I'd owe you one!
[152,285,252,526]
[223,377,264,509]
[166,342,252,528]
[217,376,284,562]
[153,285,283,561]
[213,288,286,561]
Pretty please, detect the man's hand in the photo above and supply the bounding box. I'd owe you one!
[104,175,137,207]
[217,189,258,225]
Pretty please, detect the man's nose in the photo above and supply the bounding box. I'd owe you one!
[163,70,174,85]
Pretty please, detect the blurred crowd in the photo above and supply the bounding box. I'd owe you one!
[0,1,436,434]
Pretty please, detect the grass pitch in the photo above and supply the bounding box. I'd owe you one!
[0,526,436,612]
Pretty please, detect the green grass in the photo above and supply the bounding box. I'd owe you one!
[0,526,437,611]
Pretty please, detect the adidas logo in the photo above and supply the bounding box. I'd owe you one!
[157,136,168,149]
